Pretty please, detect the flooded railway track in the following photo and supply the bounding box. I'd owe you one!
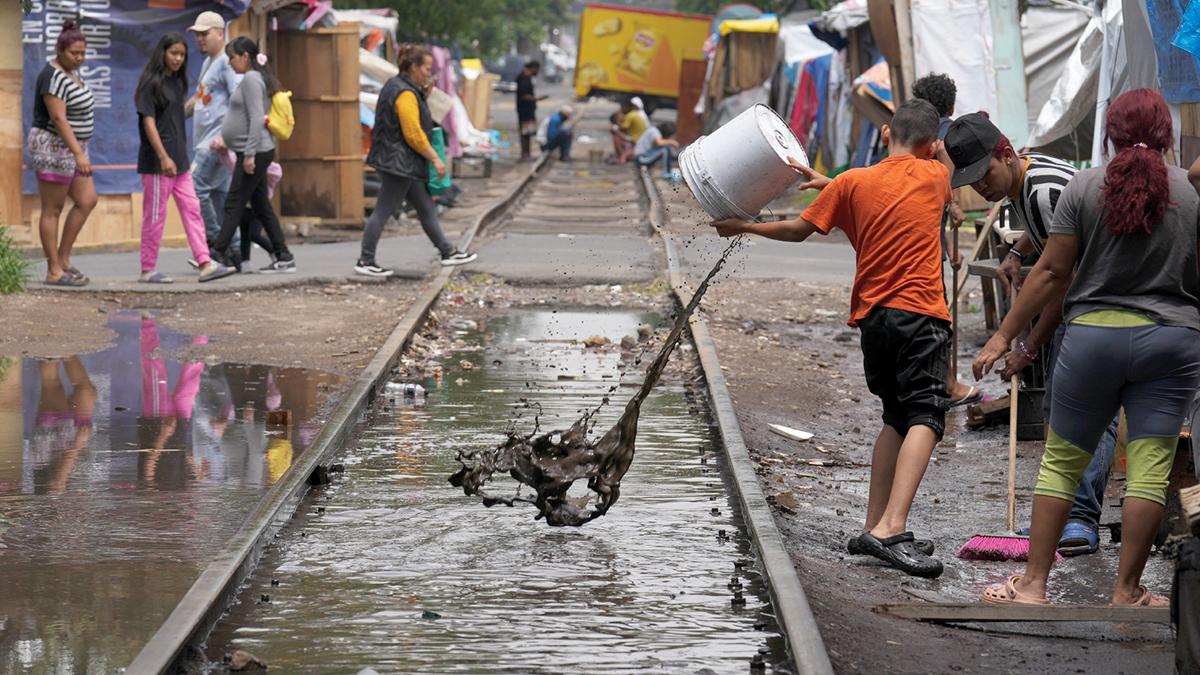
[131,144,831,673]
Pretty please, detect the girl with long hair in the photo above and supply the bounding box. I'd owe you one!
[974,88,1200,606]
[27,20,97,287]
[210,37,294,273]
[135,33,234,283]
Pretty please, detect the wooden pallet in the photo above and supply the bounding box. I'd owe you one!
[875,602,1170,623]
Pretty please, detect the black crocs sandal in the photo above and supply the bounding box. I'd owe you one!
[848,533,935,556]
[854,531,944,578]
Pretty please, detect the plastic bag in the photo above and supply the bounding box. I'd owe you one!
[427,127,451,196]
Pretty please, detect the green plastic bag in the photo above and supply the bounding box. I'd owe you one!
[427,127,451,195]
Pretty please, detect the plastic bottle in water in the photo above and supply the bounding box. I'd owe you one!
[385,382,425,398]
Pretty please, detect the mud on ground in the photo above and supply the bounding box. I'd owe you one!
[697,277,1174,674]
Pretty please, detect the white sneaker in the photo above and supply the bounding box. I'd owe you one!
[354,261,395,278]
[440,251,478,266]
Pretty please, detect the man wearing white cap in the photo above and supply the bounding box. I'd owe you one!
[186,11,242,253]
[540,104,575,161]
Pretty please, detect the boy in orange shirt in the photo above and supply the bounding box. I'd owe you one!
[711,99,950,577]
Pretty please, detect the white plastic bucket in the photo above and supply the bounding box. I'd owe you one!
[680,104,809,221]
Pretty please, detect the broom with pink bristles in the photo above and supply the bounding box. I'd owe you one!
[957,362,1061,562]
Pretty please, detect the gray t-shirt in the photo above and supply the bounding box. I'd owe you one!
[1049,165,1200,330]
[221,70,274,157]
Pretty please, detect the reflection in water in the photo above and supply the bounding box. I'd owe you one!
[0,312,339,674]
[209,310,786,673]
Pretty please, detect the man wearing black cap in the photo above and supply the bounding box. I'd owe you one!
[945,113,1115,557]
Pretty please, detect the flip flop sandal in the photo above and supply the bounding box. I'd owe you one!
[44,274,88,288]
[982,575,1049,605]
[949,385,983,408]
[64,266,88,282]
[139,272,174,284]
[1124,586,1168,607]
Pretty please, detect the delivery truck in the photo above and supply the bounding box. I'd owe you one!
[574,3,712,111]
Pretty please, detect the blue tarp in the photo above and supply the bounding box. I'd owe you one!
[21,1,251,194]
[1146,0,1200,104]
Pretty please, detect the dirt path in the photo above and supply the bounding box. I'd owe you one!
[0,281,420,374]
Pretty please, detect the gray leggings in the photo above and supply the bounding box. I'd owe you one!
[361,172,454,264]
[1050,321,1200,454]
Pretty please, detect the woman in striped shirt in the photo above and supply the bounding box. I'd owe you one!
[27,20,97,287]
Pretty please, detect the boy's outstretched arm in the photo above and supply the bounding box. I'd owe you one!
[711,216,820,242]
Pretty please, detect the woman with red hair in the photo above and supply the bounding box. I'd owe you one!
[973,88,1200,606]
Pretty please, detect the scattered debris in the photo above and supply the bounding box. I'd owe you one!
[584,335,611,348]
[229,649,267,671]
[768,423,813,442]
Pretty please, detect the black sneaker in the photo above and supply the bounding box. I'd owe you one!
[354,261,394,278]
[260,257,296,274]
[440,250,478,266]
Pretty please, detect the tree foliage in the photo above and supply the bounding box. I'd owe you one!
[674,0,826,16]
[334,0,569,57]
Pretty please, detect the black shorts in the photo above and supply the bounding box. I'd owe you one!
[858,306,951,438]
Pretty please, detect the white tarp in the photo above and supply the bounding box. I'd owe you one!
[1023,4,1092,134]
[1025,10,1103,149]
[910,0,998,119]
[779,23,835,65]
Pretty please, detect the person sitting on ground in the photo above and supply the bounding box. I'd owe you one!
[913,72,976,407]
[635,121,680,178]
[541,105,575,161]
[946,111,1116,557]
[620,98,649,142]
[708,99,953,578]
[608,111,634,164]
[973,88,1200,607]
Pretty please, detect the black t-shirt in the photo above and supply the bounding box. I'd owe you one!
[515,72,536,121]
[136,75,190,174]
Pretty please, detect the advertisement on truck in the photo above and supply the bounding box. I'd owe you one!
[574,3,711,108]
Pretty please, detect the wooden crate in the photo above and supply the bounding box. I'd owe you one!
[272,25,364,226]
[280,158,364,225]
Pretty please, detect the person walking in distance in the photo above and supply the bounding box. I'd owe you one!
[186,11,242,259]
[356,44,477,278]
[209,38,295,273]
[134,33,235,284]
[516,61,545,161]
[27,20,97,287]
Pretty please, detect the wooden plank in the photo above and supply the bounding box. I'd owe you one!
[676,59,707,146]
[875,602,1170,624]
[0,69,23,230]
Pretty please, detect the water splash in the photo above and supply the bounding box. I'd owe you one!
[449,236,744,525]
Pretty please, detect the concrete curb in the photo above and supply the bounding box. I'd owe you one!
[639,168,834,675]
[127,154,549,674]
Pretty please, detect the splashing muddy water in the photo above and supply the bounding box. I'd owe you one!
[450,237,743,525]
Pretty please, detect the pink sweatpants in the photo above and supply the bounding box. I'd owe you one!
[140,318,204,420]
[140,172,212,272]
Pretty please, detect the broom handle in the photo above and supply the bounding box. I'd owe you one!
[1007,359,1019,532]
[951,221,960,349]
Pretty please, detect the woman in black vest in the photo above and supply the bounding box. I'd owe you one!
[357,44,477,277]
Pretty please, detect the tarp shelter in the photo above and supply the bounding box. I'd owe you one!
[702,15,781,131]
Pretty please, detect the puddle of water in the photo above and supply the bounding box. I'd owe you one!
[208,309,788,673]
[0,311,340,673]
